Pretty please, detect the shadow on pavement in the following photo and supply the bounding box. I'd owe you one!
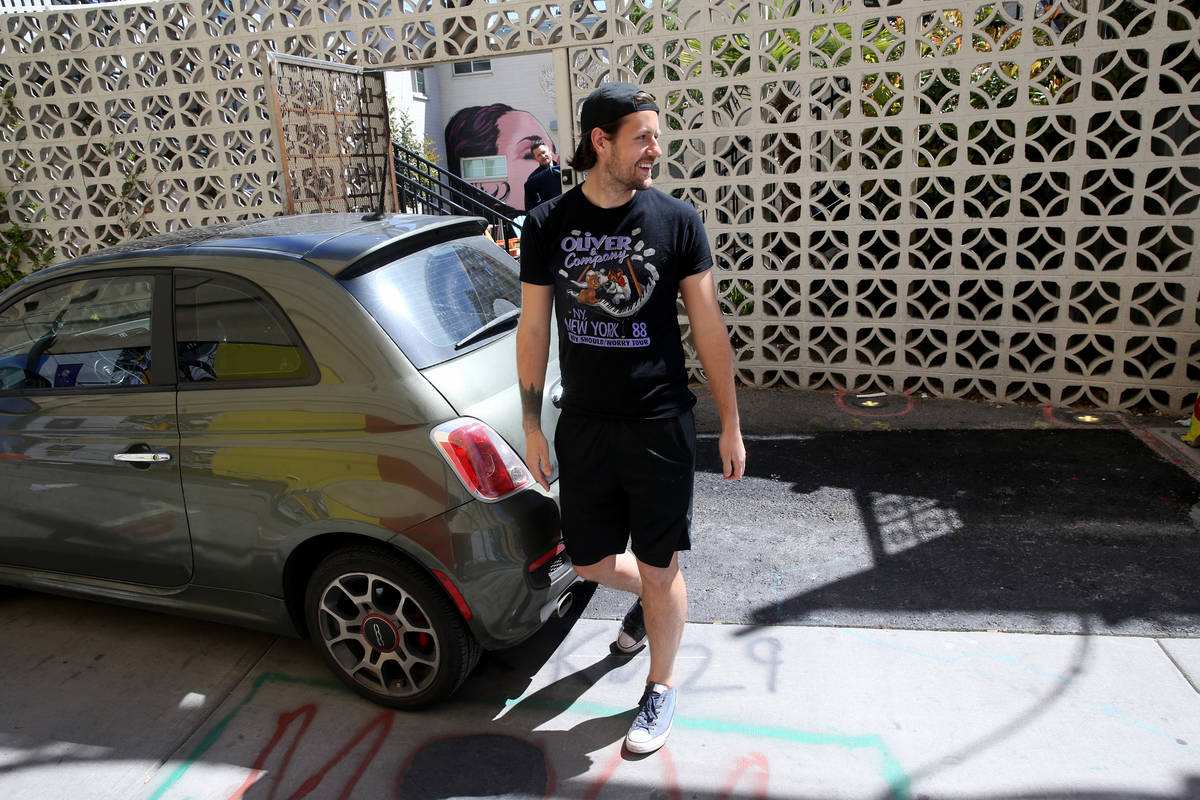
[695,429,1200,636]
[0,582,638,798]
[436,581,641,783]
[538,781,1200,800]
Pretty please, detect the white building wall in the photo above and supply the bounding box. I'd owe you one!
[435,54,559,154]
[388,54,556,189]
[384,68,446,169]
[432,53,560,211]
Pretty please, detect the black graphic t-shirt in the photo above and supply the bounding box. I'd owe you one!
[520,186,713,419]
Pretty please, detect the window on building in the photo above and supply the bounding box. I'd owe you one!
[412,68,426,96]
[460,156,507,182]
[452,60,491,76]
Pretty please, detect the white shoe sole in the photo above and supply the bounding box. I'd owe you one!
[614,634,647,654]
[625,722,672,754]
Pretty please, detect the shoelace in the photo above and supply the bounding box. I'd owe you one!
[634,690,664,729]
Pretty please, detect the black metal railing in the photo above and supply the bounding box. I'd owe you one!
[392,142,522,245]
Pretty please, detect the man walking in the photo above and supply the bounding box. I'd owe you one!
[516,82,746,754]
[523,138,563,211]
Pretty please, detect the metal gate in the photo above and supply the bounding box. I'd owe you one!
[268,54,396,216]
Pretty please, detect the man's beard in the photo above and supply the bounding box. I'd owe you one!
[616,163,654,192]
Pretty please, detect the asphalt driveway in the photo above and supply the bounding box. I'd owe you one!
[585,388,1200,638]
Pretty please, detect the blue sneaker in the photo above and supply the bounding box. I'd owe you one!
[625,682,676,754]
[614,598,646,654]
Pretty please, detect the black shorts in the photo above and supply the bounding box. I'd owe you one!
[554,410,696,570]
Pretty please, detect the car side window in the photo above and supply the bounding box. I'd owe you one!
[0,275,153,391]
[175,271,310,384]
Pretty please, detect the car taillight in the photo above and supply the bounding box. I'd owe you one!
[431,418,532,502]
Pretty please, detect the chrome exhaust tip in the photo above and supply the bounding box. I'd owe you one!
[553,590,573,618]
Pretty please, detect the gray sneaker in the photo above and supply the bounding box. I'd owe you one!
[614,598,646,654]
[625,682,676,754]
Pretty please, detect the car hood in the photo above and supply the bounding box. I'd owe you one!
[419,331,562,480]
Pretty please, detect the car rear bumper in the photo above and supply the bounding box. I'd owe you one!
[388,482,577,650]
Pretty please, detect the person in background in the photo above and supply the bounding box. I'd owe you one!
[523,138,562,212]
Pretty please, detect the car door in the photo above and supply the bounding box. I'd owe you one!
[0,270,192,587]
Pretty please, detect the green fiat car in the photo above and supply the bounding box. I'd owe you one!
[0,213,575,709]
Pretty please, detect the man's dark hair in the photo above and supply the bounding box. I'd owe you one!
[567,121,616,172]
[528,137,546,156]
[568,90,655,172]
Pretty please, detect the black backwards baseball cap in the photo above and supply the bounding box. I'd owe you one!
[580,82,659,135]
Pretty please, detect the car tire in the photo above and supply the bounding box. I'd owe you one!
[304,546,481,709]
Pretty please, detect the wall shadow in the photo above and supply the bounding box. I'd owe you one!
[695,429,1200,634]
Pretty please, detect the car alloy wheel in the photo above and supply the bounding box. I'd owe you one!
[305,547,479,709]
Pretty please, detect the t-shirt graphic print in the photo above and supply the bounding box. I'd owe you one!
[561,228,657,350]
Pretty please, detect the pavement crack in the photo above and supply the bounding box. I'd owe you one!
[1156,638,1200,696]
[144,635,280,783]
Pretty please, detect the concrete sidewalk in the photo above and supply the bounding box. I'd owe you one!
[2,387,1199,799]
[2,591,1198,800]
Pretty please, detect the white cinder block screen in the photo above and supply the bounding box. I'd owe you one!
[2,0,1197,412]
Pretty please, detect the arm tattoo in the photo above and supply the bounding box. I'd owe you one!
[520,380,544,430]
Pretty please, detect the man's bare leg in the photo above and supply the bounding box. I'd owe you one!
[622,552,685,754]
[573,551,643,595]
[637,553,686,687]
[573,550,686,684]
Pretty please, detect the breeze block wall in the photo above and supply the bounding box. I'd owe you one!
[1,0,1198,413]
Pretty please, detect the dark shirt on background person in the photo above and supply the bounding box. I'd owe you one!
[523,141,562,211]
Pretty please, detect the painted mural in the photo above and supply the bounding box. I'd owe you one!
[444,104,556,214]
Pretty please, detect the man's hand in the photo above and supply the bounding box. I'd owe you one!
[525,429,553,491]
[719,427,746,481]
[680,270,746,482]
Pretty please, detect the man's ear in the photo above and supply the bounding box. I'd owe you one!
[589,126,609,156]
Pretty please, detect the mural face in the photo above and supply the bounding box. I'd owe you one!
[444,104,553,213]
[495,110,551,209]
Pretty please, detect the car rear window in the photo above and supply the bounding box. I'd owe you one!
[342,235,522,369]
[175,271,312,384]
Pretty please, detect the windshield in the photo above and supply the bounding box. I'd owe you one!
[342,235,522,369]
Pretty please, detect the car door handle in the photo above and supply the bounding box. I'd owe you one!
[113,451,171,463]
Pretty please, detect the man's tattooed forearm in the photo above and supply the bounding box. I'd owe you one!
[520,380,543,429]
